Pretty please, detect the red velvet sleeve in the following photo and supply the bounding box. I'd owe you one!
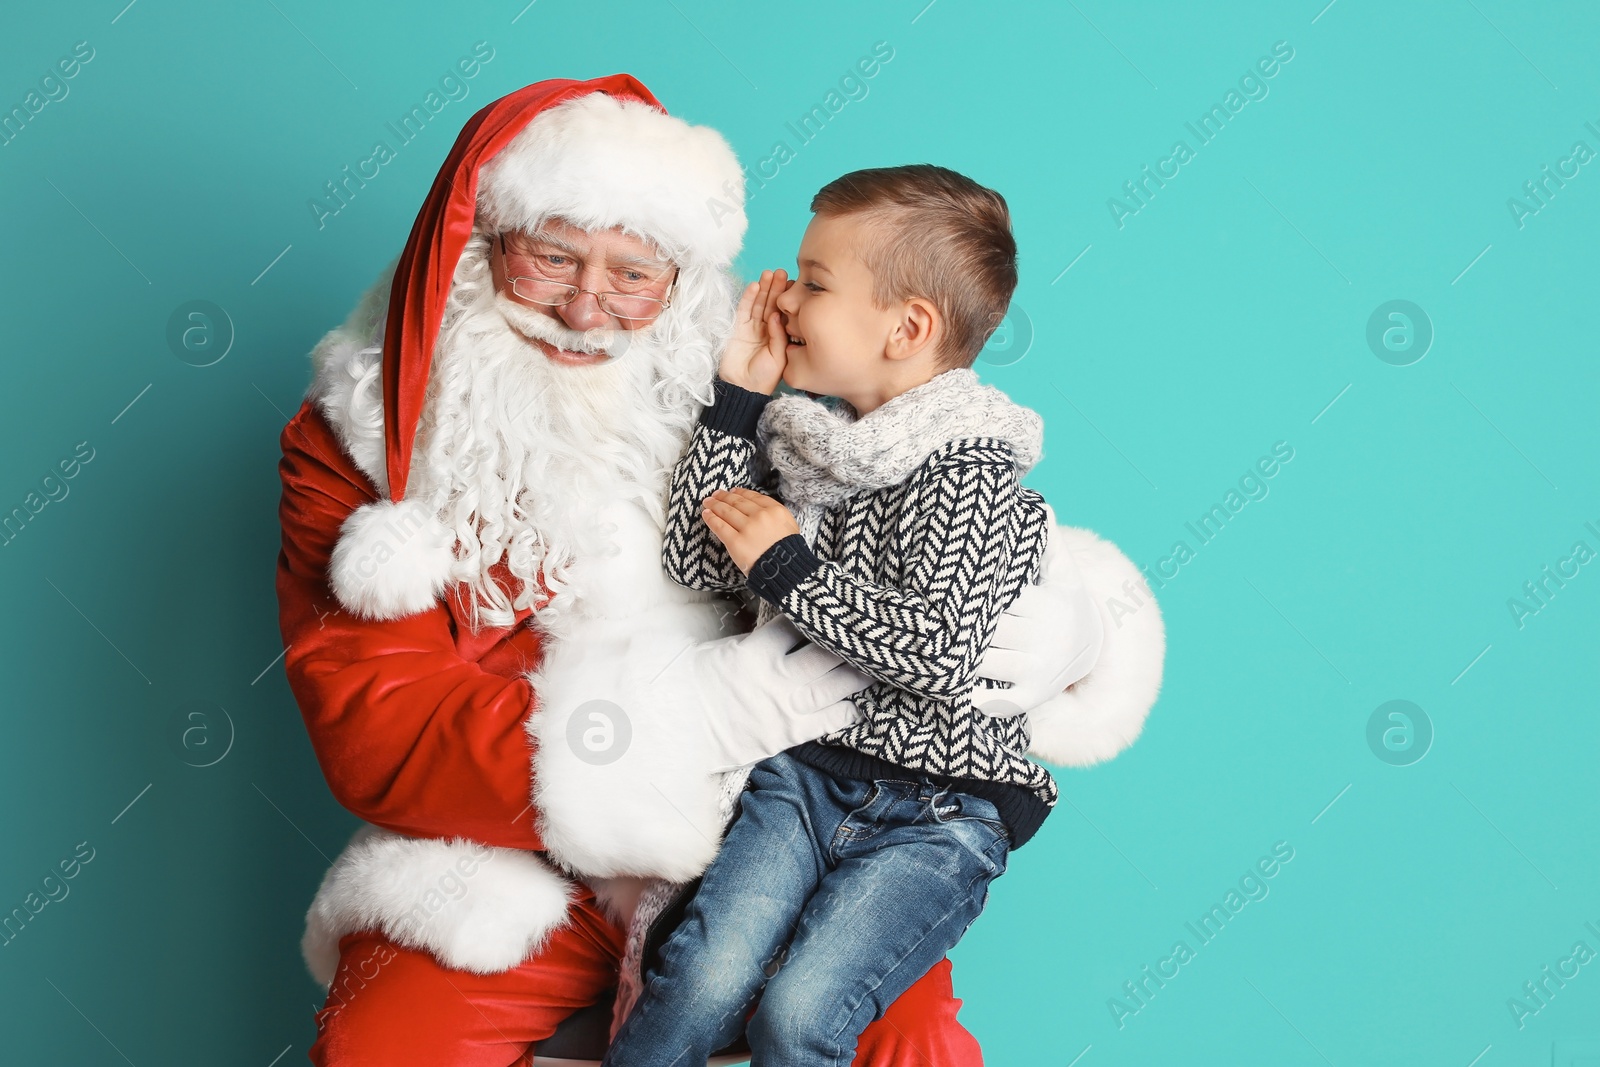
[275,399,545,850]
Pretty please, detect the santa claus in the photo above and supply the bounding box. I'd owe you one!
[276,75,1164,1066]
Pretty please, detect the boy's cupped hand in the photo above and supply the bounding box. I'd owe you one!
[703,487,802,575]
[718,269,791,395]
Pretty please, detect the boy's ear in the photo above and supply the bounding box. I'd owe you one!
[885,297,942,363]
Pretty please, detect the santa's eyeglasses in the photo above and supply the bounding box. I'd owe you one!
[497,233,679,322]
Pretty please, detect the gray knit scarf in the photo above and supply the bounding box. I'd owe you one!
[755,368,1045,545]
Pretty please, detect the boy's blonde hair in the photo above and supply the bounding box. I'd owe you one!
[810,164,1018,371]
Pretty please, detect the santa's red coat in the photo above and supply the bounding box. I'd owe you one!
[277,397,547,849]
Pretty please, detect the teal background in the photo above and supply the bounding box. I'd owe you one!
[2,0,1597,1063]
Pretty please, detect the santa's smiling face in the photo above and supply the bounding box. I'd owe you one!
[410,218,724,635]
[488,217,679,364]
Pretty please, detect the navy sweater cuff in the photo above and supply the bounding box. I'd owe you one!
[746,533,824,606]
[700,377,772,440]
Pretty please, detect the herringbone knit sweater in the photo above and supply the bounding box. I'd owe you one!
[662,373,1059,848]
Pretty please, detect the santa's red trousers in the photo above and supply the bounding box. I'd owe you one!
[308,883,982,1066]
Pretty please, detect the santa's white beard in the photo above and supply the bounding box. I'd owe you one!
[406,240,719,636]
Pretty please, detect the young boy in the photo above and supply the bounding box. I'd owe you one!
[603,164,1055,1067]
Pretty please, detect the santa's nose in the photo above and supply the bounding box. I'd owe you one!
[557,290,612,332]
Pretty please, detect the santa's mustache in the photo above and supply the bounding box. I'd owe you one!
[492,293,640,361]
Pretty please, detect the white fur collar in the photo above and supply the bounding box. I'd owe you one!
[307,263,395,496]
[306,263,467,622]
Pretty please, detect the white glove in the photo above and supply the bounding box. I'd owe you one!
[976,518,1105,717]
[690,615,870,773]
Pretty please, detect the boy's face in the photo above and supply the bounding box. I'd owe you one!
[774,212,899,400]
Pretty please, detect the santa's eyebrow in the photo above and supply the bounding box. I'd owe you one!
[608,251,672,271]
[519,229,580,255]
[521,229,671,272]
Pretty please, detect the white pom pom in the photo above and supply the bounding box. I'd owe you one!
[328,499,456,620]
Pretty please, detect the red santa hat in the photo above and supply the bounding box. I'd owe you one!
[381,74,746,502]
[328,75,746,621]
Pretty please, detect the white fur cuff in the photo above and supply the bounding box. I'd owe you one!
[524,613,732,884]
[525,678,725,883]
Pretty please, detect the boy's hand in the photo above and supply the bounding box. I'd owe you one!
[718,269,790,395]
[702,488,802,575]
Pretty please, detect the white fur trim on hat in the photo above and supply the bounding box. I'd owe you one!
[328,499,457,621]
[477,91,746,269]
[1026,526,1165,767]
[301,825,575,985]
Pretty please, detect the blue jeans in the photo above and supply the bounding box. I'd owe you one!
[601,750,1011,1067]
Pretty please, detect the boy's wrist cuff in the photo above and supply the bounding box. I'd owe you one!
[746,534,823,605]
[701,377,772,440]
